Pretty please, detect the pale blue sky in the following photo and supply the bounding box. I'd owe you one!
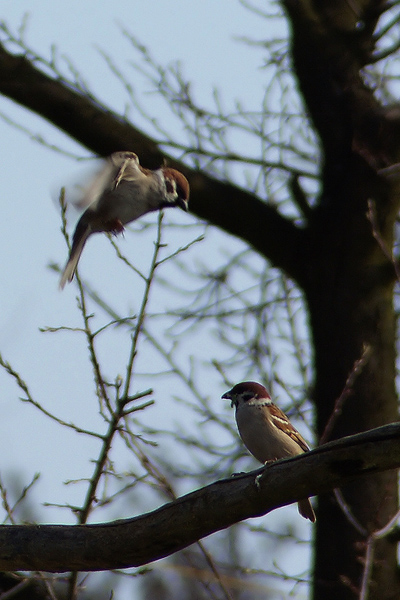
[0,3,310,597]
[0,0,272,502]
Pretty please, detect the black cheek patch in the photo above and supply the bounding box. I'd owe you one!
[176,184,186,199]
[165,180,175,194]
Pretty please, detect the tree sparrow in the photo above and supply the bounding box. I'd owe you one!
[59,151,189,288]
[222,381,316,523]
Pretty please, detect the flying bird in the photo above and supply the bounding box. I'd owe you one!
[60,151,189,288]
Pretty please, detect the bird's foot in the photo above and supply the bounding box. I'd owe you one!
[255,473,263,490]
[231,471,246,478]
[107,219,125,235]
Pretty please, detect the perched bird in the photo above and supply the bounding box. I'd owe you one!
[59,151,189,288]
[222,381,316,523]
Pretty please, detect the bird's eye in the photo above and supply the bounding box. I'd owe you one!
[242,393,254,402]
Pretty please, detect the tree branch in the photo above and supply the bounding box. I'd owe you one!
[0,423,399,572]
[282,0,400,172]
[0,42,306,283]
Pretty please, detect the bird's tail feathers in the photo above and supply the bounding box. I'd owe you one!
[59,227,91,289]
[298,498,316,523]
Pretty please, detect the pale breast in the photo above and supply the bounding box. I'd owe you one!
[96,179,154,226]
[235,404,304,464]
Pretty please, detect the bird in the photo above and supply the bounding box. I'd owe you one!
[59,151,189,289]
[222,381,316,523]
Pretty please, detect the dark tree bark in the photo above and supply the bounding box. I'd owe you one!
[0,425,398,572]
[282,2,400,598]
[0,1,399,598]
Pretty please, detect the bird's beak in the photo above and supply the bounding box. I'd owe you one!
[177,197,189,212]
[222,390,236,408]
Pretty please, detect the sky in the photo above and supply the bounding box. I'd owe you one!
[0,2,311,597]
[0,0,272,500]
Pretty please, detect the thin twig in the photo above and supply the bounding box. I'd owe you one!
[122,211,164,400]
[0,353,103,440]
[320,344,372,445]
[366,199,400,281]
[59,189,113,416]
[359,508,400,600]
[334,489,368,536]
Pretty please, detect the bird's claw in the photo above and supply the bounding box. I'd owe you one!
[107,219,125,235]
[255,473,263,490]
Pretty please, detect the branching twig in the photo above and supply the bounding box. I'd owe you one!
[359,508,400,600]
[320,345,372,445]
[0,353,103,440]
[367,199,400,281]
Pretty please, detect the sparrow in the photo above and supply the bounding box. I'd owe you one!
[222,381,316,523]
[59,151,189,289]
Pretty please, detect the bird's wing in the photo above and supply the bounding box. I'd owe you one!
[268,403,310,452]
[73,159,117,210]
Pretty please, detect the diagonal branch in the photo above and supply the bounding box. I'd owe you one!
[0,423,399,572]
[0,42,307,283]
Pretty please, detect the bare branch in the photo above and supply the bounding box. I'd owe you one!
[0,423,398,572]
[0,41,308,284]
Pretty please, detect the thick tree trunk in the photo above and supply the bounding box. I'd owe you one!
[305,157,399,599]
[0,1,398,597]
[282,1,400,597]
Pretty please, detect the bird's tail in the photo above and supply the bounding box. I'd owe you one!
[298,498,316,523]
[59,225,91,289]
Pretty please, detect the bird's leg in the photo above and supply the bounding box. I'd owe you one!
[106,219,125,236]
[255,460,277,489]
